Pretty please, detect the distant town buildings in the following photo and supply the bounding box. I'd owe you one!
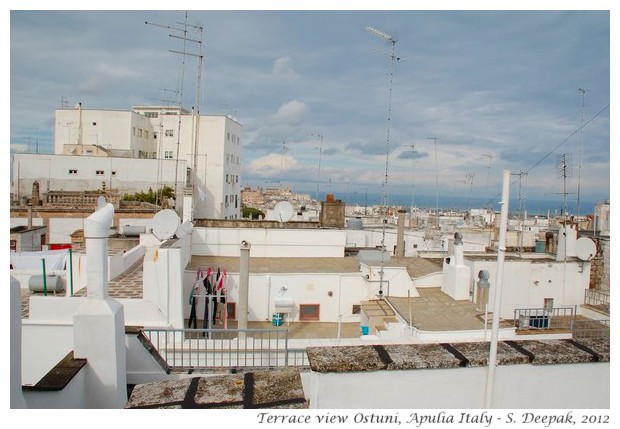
[241,186,318,215]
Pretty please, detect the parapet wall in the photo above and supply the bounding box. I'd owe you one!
[304,338,609,409]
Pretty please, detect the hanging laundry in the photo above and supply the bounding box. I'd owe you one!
[202,267,213,331]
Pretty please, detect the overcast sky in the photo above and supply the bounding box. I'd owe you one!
[8,3,614,208]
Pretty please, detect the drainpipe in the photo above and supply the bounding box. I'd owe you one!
[238,240,251,339]
[485,169,510,409]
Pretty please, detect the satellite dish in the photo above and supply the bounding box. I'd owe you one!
[575,237,597,261]
[152,209,180,241]
[273,201,294,223]
[97,195,106,209]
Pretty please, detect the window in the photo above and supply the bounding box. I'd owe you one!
[111,171,117,176]
[164,151,173,159]
[154,132,158,140]
[144,112,158,119]
[226,302,236,319]
[92,122,97,126]
[226,174,229,184]
[165,129,174,137]
[227,132,230,141]
[69,169,78,175]
[544,298,554,312]
[137,129,143,138]
[144,131,149,139]
[299,304,320,321]
[352,305,361,315]
[96,170,104,176]
[133,127,136,136]
[235,195,238,208]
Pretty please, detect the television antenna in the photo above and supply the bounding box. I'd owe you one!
[146,12,204,215]
[367,26,400,298]
[556,153,573,216]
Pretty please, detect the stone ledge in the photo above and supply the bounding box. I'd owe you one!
[125,368,308,409]
[22,351,87,391]
[307,338,610,373]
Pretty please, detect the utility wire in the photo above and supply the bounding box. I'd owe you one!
[483,103,609,208]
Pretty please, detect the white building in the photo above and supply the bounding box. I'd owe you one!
[13,104,242,220]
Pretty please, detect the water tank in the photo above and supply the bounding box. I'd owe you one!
[123,225,146,237]
[347,218,363,230]
[28,275,64,293]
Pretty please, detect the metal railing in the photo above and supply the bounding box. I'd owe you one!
[584,289,610,313]
[571,319,610,339]
[142,327,309,371]
[513,307,574,331]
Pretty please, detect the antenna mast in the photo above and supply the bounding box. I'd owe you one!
[279,140,288,188]
[367,26,399,298]
[511,171,528,253]
[577,88,586,218]
[427,137,439,227]
[314,132,324,201]
[409,142,416,226]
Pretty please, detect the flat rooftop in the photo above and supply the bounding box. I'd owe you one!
[189,256,361,273]
[189,255,443,277]
[387,288,514,331]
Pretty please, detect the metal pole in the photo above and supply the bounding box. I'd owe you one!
[41,258,47,296]
[69,248,74,295]
[238,241,251,340]
[484,169,510,409]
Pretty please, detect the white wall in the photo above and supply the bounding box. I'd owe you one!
[191,227,347,257]
[360,263,420,298]
[21,323,75,385]
[13,153,185,198]
[47,217,85,244]
[23,369,88,409]
[346,228,489,256]
[304,361,609,409]
[468,258,590,319]
[182,271,366,324]
[141,237,190,329]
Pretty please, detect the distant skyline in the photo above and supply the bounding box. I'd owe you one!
[9,6,613,210]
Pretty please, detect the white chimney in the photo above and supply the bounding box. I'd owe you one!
[556,223,577,261]
[73,203,127,408]
[441,232,471,300]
